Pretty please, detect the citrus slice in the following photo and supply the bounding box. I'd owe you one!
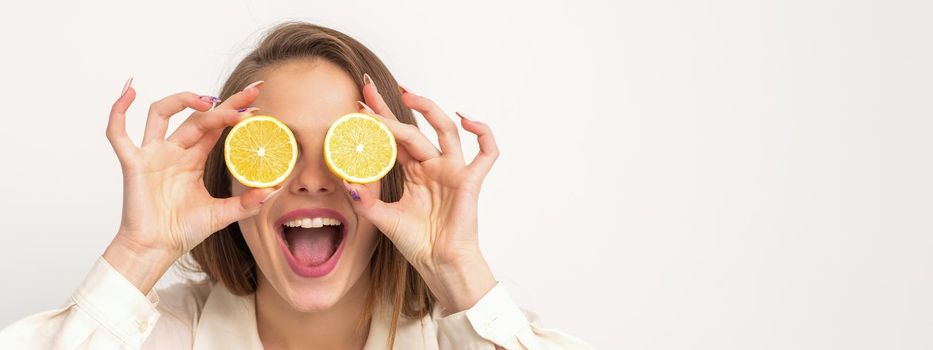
[224,115,298,188]
[324,112,397,184]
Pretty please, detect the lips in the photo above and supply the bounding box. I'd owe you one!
[273,208,349,278]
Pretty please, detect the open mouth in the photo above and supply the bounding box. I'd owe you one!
[274,208,348,278]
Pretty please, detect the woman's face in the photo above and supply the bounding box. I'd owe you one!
[231,59,380,312]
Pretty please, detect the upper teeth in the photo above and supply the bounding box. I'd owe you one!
[283,217,342,228]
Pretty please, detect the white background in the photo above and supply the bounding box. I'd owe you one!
[1,0,931,349]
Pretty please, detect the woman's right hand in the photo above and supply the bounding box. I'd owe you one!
[101,79,273,294]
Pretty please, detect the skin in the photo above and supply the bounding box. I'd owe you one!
[101,58,500,349]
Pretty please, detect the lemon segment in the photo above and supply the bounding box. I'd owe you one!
[324,112,397,184]
[224,115,298,188]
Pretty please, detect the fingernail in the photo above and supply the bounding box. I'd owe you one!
[243,80,264,91]
[343,181,361,201]
[238,107,260,113]
[259,187,283,204]
[199,95,221,103]
[120,77,133,97]
[356,101,375,114]
[398,84,411,95]
[363,73,374,87]
[455,111,471,121]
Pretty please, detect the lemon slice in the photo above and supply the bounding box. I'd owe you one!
[224,115,298,188]
[324,112,397,184]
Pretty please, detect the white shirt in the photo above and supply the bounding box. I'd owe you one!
[0,257,593,349]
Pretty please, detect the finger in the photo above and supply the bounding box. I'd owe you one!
[457,112,500,177]
[168,107,258,149]
[172,82,262,149]
[358,101,440,162]
[400,92,464,162]
[215,80,264,111]
[360,75,441,162]
[186,107,259,162]
[187,128,223,164]
[143,92,214,146]
[108,79,139,162]
[355,101,413,164]
[210,187,277,230]
[342,180,404,239]
[361,73,399,121]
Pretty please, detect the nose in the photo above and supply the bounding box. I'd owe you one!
[286,147,338,196]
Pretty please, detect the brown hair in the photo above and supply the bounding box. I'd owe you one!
[185,21,435,347]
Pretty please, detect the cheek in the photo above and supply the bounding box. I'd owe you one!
[354,222,380,254]
[237,217,262,252]
[351,183,383,259]
[344,222,380,284]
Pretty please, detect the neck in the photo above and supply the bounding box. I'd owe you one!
[255,270,372,350]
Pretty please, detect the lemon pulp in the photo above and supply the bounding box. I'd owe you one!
[324,112,397,184]
[224,115,298,188]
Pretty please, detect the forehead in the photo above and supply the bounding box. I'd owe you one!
[251,58,360,135]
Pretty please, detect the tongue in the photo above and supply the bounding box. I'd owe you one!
[285,227,340,266]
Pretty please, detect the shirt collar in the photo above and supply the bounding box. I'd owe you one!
[193,282,423,350]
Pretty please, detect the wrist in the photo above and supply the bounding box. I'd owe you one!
[424,250,497,315]
[102,234,179,295]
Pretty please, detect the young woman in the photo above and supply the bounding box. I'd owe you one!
[0,22,593,349]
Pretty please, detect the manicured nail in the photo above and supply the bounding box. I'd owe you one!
[259,187,283,204]
[455,111,471,121]
[238,107,260,113]
[120,77,133,97]
[343,181,361,201]
[363,73,374,87]
[398,84,411,95]
[200,95,221,103]
[356,101,375,114]
[243,80,264,91]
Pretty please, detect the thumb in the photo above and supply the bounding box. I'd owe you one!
[342,180,402,238]
[211,187,280,229]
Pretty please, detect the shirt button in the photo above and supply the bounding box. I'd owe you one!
[137,319,148,333]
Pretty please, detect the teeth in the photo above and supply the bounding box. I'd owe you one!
[282,217,343,228]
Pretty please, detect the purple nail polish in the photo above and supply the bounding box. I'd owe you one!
[199,95,221,103]
[238,108,247,112]
[349,189,360,201]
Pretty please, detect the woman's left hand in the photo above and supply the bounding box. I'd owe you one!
[343,76,499,314]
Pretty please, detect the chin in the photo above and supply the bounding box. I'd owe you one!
[282,283,347,312]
